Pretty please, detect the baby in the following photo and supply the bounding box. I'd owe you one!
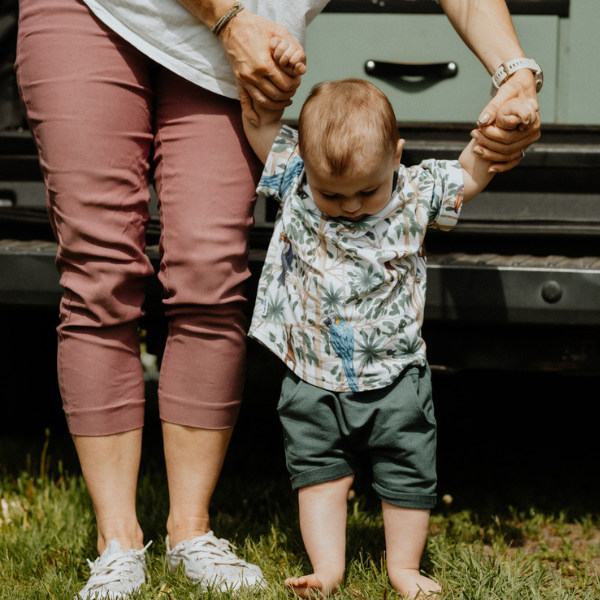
[242,40,534,599]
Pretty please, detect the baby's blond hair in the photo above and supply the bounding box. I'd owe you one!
[298,79,400,177]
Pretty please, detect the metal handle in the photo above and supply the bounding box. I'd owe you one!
[364,60,458,80]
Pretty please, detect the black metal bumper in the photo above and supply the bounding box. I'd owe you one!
[2,239,599,326]
[2,125,600,372]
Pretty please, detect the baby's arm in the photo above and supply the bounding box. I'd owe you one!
[242,103,284,164]
[458,139,494,203]
[460,97,532,201]
[242,36,306,162]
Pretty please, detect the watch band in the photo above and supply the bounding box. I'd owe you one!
[490,58,543,98]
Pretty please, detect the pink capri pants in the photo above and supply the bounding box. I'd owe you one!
[16,0,262,435]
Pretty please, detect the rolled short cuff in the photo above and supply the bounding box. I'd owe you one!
[373,482,437,509]
[65,399,145,436]
[291,463,355,490]
[159,394,241,430]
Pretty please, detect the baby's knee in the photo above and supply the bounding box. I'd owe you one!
[299,474,355,501]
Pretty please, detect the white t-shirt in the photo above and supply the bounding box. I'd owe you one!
[82,0,330,99]
[249,126,465,393]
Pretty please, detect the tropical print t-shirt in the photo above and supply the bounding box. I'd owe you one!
[248,126,464,392]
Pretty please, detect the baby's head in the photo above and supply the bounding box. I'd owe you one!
[298,79,404,221]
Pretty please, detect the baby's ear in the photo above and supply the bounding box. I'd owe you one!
[393,139,405,167]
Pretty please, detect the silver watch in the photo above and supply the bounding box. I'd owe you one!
[490,58,543,98]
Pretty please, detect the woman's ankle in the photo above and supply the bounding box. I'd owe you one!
[97,521,144,554]
[166,514,211,547]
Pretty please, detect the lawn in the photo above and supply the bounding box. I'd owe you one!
[1,348,599,599]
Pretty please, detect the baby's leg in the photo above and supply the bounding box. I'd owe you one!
[286,475,354,598]
[382,503,440,599]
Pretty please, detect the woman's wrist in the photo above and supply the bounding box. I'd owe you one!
[176,0,239,30]
[211,2,244,37]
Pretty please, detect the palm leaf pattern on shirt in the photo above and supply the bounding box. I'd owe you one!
[249,128,464,392]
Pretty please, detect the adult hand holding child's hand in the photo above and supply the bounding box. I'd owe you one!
[217,9,306,123]
[473,68,541,173]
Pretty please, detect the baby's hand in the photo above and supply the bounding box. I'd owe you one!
[491,96,539,132]
[270,36,307,77]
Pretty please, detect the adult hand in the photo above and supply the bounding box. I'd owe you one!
[472,69,541,173]
[218,9,306,123]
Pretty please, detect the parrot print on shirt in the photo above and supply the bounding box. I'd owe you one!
[277,233,294,286]
[249,125,465,392]
[324,315,359,392]
[258,155,304,198]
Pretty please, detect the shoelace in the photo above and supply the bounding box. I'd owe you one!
[85,541,152,590]
[186,536,249,567]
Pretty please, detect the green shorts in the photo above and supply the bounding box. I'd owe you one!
[277,364,437,509]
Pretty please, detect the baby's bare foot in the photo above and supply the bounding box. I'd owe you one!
[285,572,341,598]
[389,568,440,599]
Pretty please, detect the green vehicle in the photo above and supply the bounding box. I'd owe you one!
[1,0,599,374]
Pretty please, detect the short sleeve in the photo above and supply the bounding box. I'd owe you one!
[418,159,465,231]
[256,124,304,204]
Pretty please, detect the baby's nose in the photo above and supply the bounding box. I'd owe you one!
[341,198,361,212]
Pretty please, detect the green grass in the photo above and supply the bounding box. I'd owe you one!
[1,433,599,600]
[2,359,600,599]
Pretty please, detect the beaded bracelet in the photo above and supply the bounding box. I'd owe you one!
[212,2,244,37]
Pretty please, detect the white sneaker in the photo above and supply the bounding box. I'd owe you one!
[76,539,151,599]
[166,531,267,591]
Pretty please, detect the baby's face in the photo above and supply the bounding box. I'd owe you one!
[304,142,403,222]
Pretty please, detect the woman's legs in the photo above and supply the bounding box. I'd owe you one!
[17,0,155,553]
[151,72,262,543]
[17,0,155,435]
[18,0,262,562]
[73,430,144,552]
[162,424,232,545]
